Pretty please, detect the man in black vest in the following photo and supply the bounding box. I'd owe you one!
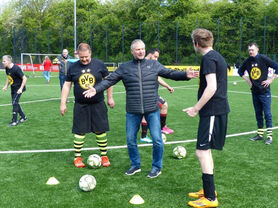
[83,39,198,178]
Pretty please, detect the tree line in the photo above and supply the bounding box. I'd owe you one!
[0,0,277,65]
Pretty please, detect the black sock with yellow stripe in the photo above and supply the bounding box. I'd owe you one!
[74,134,85,158]
[96,133,108,156]
[267,128,272,139]
[257,128,264,138]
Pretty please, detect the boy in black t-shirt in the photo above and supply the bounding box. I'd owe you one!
[60,43,114,168]
[2,55,27,126]
[238,42,278,145]
[183,29,230,208]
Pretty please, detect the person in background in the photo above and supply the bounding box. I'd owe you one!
[2,55,28,126]
[53,49,72,90]
[238,42,278,145]
[42,56,52,83]
[140,48,175,143]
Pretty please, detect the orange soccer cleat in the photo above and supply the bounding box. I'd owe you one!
[101,156,111,167]
[74,157,85,168]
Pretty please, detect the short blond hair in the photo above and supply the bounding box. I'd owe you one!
[78,43,91,53]
[191,28,214,48]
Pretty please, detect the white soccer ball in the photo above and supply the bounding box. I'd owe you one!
[79,174,96,192]
[173,146,187,159]
[162,133,167,143]
[233,81,237,85]
[87,154,102,169]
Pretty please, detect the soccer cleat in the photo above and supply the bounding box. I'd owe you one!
[265,137,272,145]
[101,156,111,167]
[147,168,161,178]
[8,121,18,127]
[74,157,85,168]
[125,166,141,176]
[188,189,217,198]
[19,117,27,123]
[188,197,218,208]
[161,125,174,134]
[250,134,263,141]
[140,136,152,143]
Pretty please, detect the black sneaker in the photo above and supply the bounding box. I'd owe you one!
[265,137,272,145]
[250,134,263,141]
[125,167,141,176]
[8,121,18,127]
[19,117,27,123]
[147,168,161,178]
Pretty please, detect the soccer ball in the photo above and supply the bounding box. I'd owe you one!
[173,146,187,159]
[233,81,237,85]
[87,154,102,169]
[79,174,96,192]
[162,133,167,143]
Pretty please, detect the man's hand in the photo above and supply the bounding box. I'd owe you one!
[261,79,272,87]
[187,68,199,79]
[83,86,96,98]
[2,86,7,91]
[167,86,174,93]
[107,97,115,108]
[182,107,199,117]
[60,103,67,116]
[17,89,22,94]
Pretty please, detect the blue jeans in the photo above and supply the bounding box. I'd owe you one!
[126,110,164,170]
[252,91,272,128]
[43,71,50,82]
[59,74,66,90]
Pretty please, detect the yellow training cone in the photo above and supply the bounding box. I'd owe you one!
[129,194,145,205]
[46,177,60,185]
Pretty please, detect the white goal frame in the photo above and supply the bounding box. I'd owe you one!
[21,53,60,75]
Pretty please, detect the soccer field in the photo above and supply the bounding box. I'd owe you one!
[0,71,277,208]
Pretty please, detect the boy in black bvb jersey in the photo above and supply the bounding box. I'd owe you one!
[2,55,28,126]
[183,29,230,208]
[60,43,115,168]
[238,42,278,145]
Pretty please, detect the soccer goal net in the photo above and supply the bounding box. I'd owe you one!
[20,53,60,77]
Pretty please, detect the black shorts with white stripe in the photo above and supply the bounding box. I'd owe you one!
[197,114,228,150]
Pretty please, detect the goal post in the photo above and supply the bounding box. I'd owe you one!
[20,53,60,76]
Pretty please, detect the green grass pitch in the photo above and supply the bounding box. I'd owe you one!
[0,70,278,207]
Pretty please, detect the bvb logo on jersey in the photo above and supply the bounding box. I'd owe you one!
[250,67,261,80]
[8,75,14,85]
[79,73,96,90]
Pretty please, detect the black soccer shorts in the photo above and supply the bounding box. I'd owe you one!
[196,114,228,150]
[72,101,110,135]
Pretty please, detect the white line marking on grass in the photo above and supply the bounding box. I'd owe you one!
[0,87,197,107]
[1,127,277,154]
[228,90,278,98]
[0,97,74,107]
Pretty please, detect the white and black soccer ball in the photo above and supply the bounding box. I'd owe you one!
[79,174,96,192]
[162,133,167,143]
[87,154,102,169]
[173,146,187,159]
